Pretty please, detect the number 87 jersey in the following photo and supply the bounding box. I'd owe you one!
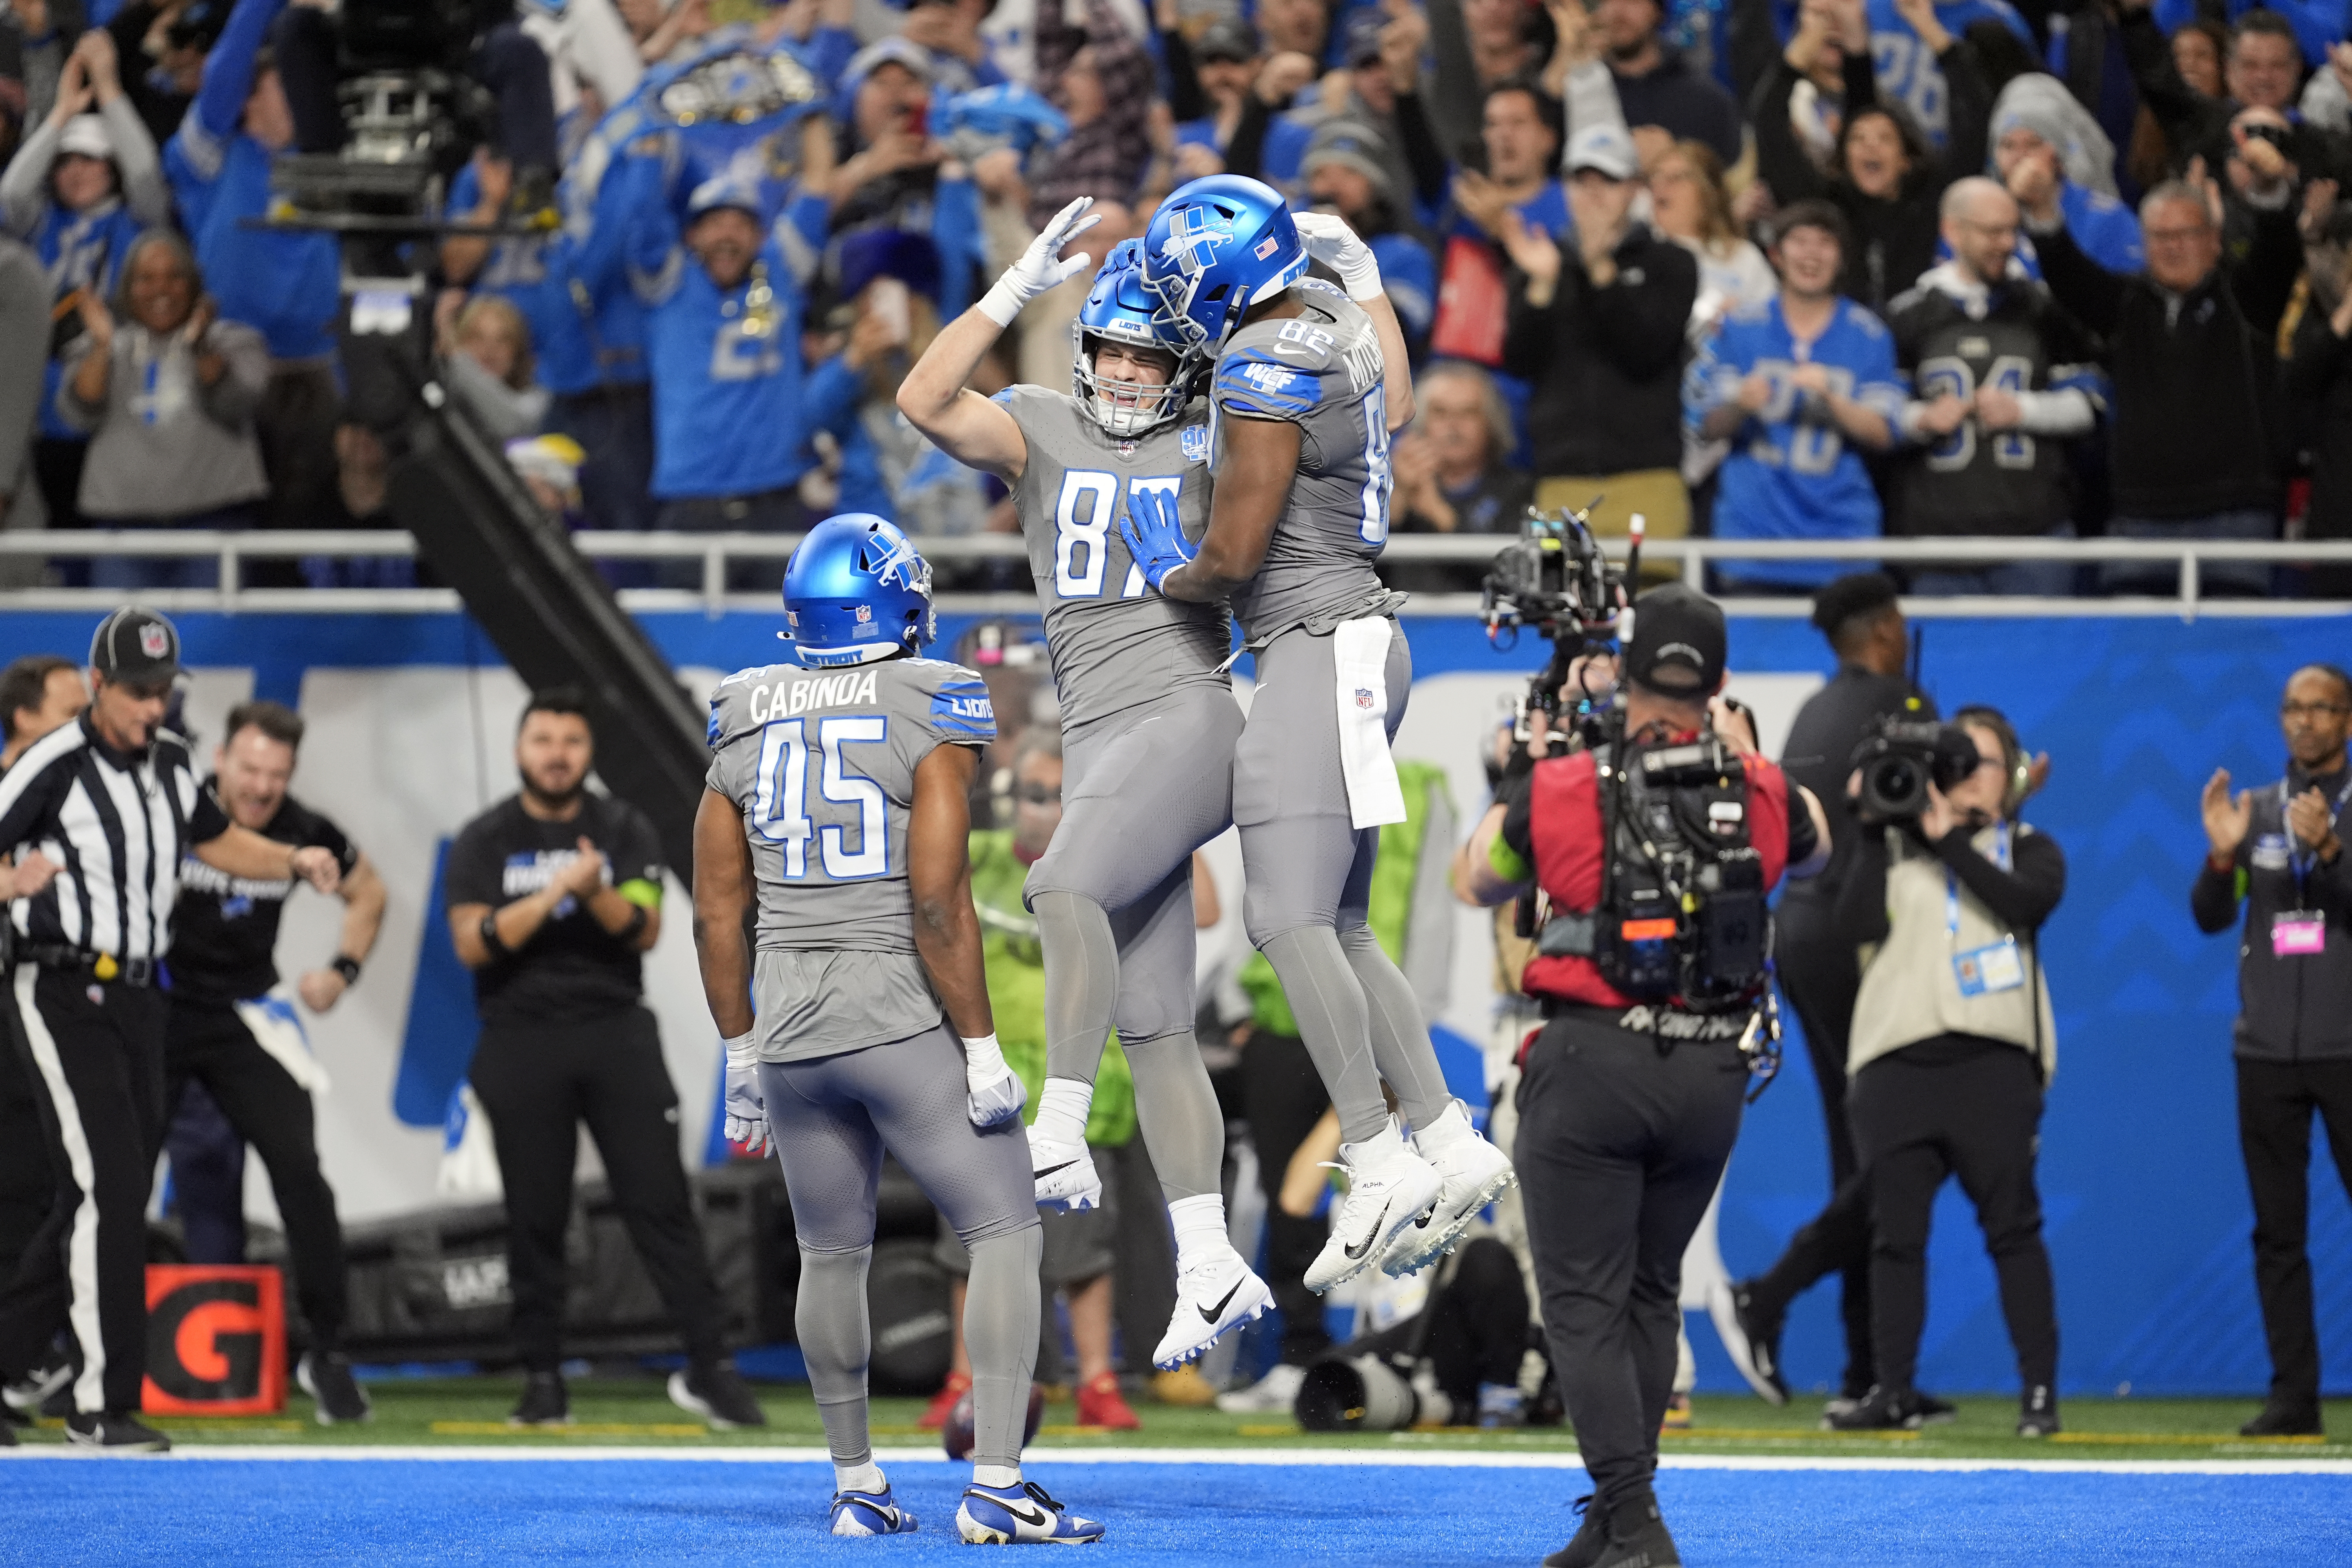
[993,383,1235,733]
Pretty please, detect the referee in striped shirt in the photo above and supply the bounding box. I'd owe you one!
[0,609,341,1450]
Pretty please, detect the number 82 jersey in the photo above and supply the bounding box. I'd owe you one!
[996,385,1233,732]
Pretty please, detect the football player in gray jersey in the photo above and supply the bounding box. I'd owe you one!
[1127,177,1517,1294]
[694,514,1102,1546]
[897,199,1273,1370]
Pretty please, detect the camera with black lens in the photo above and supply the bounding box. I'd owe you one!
[1851,718,1982,820]
[1481,501,1634,756]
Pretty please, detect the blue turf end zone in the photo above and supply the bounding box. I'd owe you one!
[5,1456,2349,1566]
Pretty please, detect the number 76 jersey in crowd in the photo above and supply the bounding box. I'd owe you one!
[706,657,996,949]
[994,384,1234,732]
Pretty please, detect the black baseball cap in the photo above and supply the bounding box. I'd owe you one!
[1624,584,1726,697]
[89,607,182,688]
[1193,17,1259,63]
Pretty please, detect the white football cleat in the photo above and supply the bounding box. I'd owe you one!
[1379,1101,1517,1278]
[1214,1361,1306,1414]
[1027,1126,1103,1211]
[1152,1248,1273,1369]
[829,1485,917,1536]
[1303,1122,1444,1294]
[956,1480,1105,1545]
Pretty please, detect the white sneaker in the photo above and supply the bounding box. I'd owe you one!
[1303,1123,1444,1294]
[1152,1249,1273,1369]
[1027,1126,1102,1211]
[1379,1102,1517,1278]
[1214,1361,1306,1414]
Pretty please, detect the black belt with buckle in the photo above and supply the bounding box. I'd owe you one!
[20,945,158,987]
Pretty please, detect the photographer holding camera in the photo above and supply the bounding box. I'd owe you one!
[1825,706,2065,1438]
[1459,584,1826,1568]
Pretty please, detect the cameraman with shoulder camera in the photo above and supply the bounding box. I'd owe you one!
[1827,706,2064,1439]
[1459,585,1826,1568]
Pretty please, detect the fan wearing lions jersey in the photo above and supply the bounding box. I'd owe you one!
[1885,178,2106,598]
[896,199,1272,1372]
[1125,176,1516,1298]
[166,700,383,1425]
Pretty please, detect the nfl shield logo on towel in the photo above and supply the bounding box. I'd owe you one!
[1354,688,1374,710]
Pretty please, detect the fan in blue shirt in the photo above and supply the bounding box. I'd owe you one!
[1686,204,1904,591]
[162,0,342,364]
[1865,0,2034,145]
[622,160,858,520]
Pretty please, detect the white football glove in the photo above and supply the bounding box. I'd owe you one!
[1292,211,1383,303]
[722,1031,769,1156]
[977,196,1102,327]
[963,1031,1027,1129]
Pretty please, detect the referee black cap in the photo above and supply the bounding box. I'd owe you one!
[89,607,182,687]
[1625,584,1726,697]
[1810,571,1900,636]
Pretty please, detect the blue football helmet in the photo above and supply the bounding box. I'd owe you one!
[1071,238,1200,439]
[781,513,935,667]
[1139,175,1307,353]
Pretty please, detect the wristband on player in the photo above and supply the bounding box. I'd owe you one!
[722,1029,758,1068]
[479,910,512,958]
[329,954,363,986]
[963,1030,1009,1089]
[619,904,650,944]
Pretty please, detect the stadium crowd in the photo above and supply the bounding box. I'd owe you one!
[0,0,2346,593]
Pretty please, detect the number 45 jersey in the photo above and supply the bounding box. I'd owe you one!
[706,657,996,1058]
[995,385,1232,732]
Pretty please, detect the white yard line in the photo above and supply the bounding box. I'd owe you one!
[6,1445,2350,1476]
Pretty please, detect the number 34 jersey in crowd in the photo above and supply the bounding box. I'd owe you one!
[993,385,1231,732]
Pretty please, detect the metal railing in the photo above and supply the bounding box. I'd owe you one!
[0,530,2347,622]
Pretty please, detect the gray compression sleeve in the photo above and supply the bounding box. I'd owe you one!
[1339,922,1454,1134]
[795,1245,875,1466]
[1260,926,1390,1145]
[1122,1031,1223,1202]
[1035,889,1118,1086]
[964,1225,1045,1469]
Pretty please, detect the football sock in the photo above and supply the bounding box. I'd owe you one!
[964,1226,1044,1470]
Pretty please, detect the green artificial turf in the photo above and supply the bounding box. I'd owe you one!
[13,1378,2348,1463]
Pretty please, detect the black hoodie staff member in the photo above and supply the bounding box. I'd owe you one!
[2194,663,2352,1439]
[0,608,341,1451]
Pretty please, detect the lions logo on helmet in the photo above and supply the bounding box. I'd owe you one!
[781,514,938,668]
[1071,240,1200,439]
[1139,175,1308,353]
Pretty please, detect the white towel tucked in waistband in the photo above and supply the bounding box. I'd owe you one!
[1332,616,1407,830]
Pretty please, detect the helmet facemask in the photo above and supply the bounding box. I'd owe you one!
[1073,325,1192,438]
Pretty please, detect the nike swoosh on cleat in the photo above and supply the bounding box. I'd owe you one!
[1034,1160,1081,1179]
[1003,1504,1048,1527]
[1343,1198,1395,1260]
[1198,1280,1243,1323]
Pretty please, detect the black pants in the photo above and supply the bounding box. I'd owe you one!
[1849,1042,2057,1394]
[164,1080,250,1265]
[1769,892,1874,1393]
[1238,1027,1334,1366]
[165,1000,352,1348]
[0,970,168,1414]
[1349,1236,1529,1412]
[1516,1011,1746,1508]
[0,1014,53,1285]
[468,1007,725,1373]
[2236,1056,2352,1407]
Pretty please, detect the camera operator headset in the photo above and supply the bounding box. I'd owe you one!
[1829,705,2065,1440]
[1457,583,1827,1568]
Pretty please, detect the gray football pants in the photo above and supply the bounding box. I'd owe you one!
[1025,686,1241,1202]
[1236,621,1452,1146]
[760,1022,1042,1471]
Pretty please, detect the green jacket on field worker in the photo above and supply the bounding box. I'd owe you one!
[968,828,1137,1147]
